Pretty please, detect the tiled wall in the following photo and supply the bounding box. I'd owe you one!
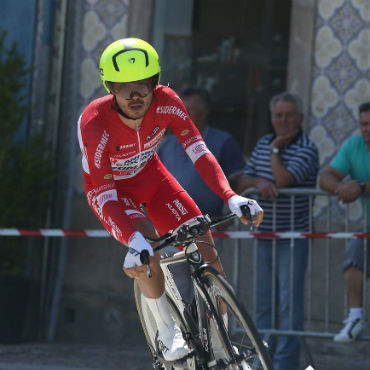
[310,0,370,222]
[78,0,130,108]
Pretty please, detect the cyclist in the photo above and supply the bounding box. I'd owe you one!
[77,37,263,361]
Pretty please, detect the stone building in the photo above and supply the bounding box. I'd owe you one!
[1,1,369,366]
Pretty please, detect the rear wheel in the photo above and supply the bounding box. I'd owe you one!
[201,268,274,370]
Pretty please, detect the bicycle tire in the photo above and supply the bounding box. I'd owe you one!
[134,281,201,370]
[200,267,274,370]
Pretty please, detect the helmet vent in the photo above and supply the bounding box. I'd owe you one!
[112,48,149,71]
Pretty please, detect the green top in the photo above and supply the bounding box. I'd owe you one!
[331,135,370,227]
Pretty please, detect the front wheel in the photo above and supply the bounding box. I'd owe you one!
[134,280,202,370]
[201,268,274,370]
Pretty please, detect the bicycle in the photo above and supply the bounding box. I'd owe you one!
[134,210,274,370]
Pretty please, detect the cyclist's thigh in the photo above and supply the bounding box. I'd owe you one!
[146,173,219,259]
[85,187,146,240]
[145,174,202,235]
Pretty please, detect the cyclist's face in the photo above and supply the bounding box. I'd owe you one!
[271,101,302,136]
[113,78,154,120]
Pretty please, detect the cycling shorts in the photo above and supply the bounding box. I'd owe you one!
[86,159,204,237]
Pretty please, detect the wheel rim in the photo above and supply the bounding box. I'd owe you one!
[204,272,269,370]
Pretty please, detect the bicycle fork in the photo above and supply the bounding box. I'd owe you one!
[192,270,238,369]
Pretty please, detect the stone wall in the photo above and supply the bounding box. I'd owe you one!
[54,0,154,344]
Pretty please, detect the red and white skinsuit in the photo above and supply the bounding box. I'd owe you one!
[77,85,236,245]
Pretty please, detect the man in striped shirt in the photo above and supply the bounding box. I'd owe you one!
[239,92,319,370]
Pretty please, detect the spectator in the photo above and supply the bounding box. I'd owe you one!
[319,101,370,343]
[238,92,319,370]
[158,86,246,219]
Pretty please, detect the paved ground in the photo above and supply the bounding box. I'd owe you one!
[0,339,368,370]
[0,344,152,370]
[302,337,369,370]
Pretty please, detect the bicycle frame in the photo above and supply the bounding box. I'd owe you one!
[159,241,234,367]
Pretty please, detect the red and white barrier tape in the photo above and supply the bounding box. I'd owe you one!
[0,229,369,239]
[212,231,370,239]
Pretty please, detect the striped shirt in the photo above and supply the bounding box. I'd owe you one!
[244,132,319,231]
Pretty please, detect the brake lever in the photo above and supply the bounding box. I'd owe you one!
[240,204,254,231]
[140,250,152,278]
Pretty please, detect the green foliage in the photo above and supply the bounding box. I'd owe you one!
[0,31,54,276]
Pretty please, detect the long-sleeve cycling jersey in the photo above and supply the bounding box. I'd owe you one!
[77,85,236,245]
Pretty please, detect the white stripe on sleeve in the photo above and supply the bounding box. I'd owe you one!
[185,140,211,163]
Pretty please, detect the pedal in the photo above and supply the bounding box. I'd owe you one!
[152,359,164,370]
[154,349,196,366]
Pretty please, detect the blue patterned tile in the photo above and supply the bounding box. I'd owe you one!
[95,0,128,28]
[328,1,364,44]
[326,52,361,93]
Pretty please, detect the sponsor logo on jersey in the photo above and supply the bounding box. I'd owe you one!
[122,197,137,209]
[166,202,181,221]
[116,143,135,151]
[144,128,166,149]
[182,135,202,148]
[107,216,122,241]
[104,174,113,180]
[95,183,114,193]
[122,197,131,207]
[115,150,137,158]
[129,212,144,220]
[145,126,160,141]
[156,105,187,120]
[173,199,188,216]
[87,189,102,218]
[110,146,157,173]
[180,129,190,136]
[185,140,210,163]
[96,189,117,209]
[94,130,109,168]
[192,143,207,154]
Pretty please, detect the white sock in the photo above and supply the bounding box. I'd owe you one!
[222,313,228,330]
[143,292,174,332]
[349,307,363,319]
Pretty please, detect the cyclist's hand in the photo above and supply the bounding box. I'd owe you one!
[228,195,264,226]
[123,231,154,271]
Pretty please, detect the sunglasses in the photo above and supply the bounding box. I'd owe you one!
[114,79,154,100]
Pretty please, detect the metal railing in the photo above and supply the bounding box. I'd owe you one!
[225,187,369,342]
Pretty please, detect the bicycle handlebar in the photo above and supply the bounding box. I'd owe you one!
[139,205,252,268]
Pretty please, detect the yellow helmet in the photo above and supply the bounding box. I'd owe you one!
[99,38,161,93]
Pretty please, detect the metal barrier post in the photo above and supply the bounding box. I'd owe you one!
[363,196,368,319]
[306,194,313,331]
[271,201,277,331]
[289,194,295,331]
